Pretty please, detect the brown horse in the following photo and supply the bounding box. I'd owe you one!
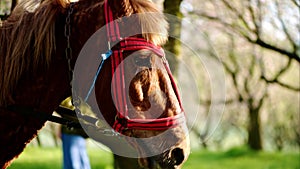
[0,0,190,168]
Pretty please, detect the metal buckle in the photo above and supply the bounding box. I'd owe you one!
[108,41,111,50]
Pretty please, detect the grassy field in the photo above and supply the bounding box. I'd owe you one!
[8,146,300,169]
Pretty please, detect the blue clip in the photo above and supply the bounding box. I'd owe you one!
[101,50,112,60]
[85,50,113,102]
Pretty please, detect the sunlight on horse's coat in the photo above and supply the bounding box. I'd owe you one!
[0,0,190,169]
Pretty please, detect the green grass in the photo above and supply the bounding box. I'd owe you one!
[184,147,300,169]
[8,147,113,169]
[8,148,62,169]
[8,146,300,169]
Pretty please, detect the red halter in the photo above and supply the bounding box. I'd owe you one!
[103,1,185,133]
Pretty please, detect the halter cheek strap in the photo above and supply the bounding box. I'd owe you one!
[103,1,185,133]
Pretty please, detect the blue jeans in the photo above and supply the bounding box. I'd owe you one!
[62,134,91,169]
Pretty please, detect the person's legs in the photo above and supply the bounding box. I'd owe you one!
[62,134,90,169]
[76,136,91,169]
[62,134,73,169]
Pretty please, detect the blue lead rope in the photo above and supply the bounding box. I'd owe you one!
[84,50,112,102]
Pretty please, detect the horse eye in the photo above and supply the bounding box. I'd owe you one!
[134,55,151,67]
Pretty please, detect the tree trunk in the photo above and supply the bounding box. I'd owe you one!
[247,106,263,150]
[163,0,182,77]
[10,0,18,12]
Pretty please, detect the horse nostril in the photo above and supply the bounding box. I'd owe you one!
[171,148,185,166]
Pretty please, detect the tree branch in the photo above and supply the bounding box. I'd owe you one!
[260,58,300,91]
[190,0,299,92]
[291,0,300,8]
[275,0,297,51]
[257,85,268,109]
[221,0,255,33]
[200,98,235,106]
[244,53,256,97]
[254,38,300,63]
[260,76,300,91]
[204,32,247,102]
[190,1,300,63]
[247,0,260,35]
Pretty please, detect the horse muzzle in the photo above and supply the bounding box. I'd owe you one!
[138,147,189,169]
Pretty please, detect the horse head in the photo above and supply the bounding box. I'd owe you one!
[0,0,190,168]
[71,0,190,168]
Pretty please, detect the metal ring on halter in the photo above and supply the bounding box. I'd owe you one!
[108,41,111,50]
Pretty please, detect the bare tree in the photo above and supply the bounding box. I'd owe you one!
[205,32,267,150]
[191,0,299,91]
[183,0,299,150]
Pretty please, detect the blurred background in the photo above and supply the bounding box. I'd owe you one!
[1,0,299,169]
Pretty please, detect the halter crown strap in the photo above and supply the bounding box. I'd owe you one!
[103,1,185,133]
[104,1,129,129]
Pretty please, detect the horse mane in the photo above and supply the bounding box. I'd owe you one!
[130,0,168,46]
[104,0,168,45]
[0,0,168,106]
[0,0,69,106]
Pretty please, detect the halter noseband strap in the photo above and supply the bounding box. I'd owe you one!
[103,1,185,133]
